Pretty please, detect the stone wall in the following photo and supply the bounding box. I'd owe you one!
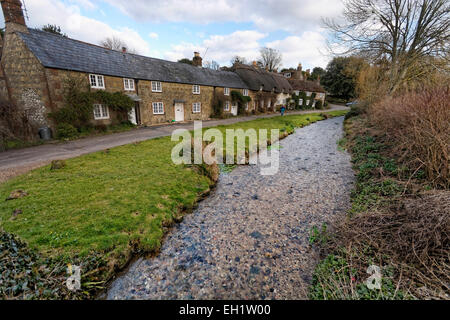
[0,32,50,133]
[138,80,214,125]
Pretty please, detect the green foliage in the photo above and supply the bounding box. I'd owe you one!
[49,76,134,129]
[230,90,251,115]
[315,100,323,109]
[177,58,193,65]
[309,251,409,300]
[56,123,78,140]
[41,24,67,37]
[309,67,326,81]
[309,93,317,108]
[309,223,328,245]
[321,56,367,100]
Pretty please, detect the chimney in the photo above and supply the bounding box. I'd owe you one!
[297,63,302,72]
[252,61,257,67]
[1,0,28,34]
[192,51,202,67]
[122,47,127,53]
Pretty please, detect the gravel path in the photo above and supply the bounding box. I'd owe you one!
[106,116,354,300]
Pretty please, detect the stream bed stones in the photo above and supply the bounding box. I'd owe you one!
[106,117,354,300]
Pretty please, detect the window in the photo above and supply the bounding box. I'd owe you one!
[243,89,249,96]
[124,78,135,91]
[93,104,109,120]
[224,101,230,111]
[151,81,162,92]
[152,102,164,114]
[193,85,200,94]
[89,74,105,89]
[245,102,249,110]
[306,91,312,96]
[284,72,291,78]
[224,87,230,96]
[192,102,201,113]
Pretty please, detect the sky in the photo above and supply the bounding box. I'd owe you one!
[1,0,345,70]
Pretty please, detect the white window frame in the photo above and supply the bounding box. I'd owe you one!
[284,72,291,78]
[93,104,109,120]
[224,101,230,111]
[152,102,164,115]
[151,81,162,92]
[224,87,230,96]
[243,89,249,96]
[123,78,135,91]
[192,102,201,113]
[193,85,200,94]
[306,91,312,97]
[89,74,105,89]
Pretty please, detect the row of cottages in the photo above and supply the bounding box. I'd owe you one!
[281,64,326,108]
[0,0,325,137]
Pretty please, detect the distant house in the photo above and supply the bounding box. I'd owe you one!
[283,63,326,108]
[232,62,292,112]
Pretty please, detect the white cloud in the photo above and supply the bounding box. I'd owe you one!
[104,0,343,33]
[149,32,159,39]
[265,31,331,69]
[164,30,267,66]
[69,0,97,10]
[23,0,151,56]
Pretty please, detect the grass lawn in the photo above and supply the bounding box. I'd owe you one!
[0,110,347,299]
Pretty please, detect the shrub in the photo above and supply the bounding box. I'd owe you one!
[315,100,323,109]
[56,123,78,139]
[368,86,449,188]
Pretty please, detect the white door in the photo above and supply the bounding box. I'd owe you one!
[175,103,184,122]
[128,107,137,125]
[231,102,238,116]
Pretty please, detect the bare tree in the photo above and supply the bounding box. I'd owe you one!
[204,60,221,70]
[258,47,282,72]
[100,36,138,54]
[324,0,450,93]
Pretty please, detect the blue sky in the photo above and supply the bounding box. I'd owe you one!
[2,0,345,69]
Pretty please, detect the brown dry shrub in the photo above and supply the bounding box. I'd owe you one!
[368,86,450,188]
[327,190,450,299]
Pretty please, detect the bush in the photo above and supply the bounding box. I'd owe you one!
[368,86,449,188]
[56,123,78,139]
[315,100,323,109]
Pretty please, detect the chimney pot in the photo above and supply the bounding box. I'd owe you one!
[192,51,202,67]
[122,47,127,53]
[252,61,257,67]
[1,0,28,33]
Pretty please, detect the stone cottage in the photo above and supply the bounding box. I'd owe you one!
[0,0,249,135]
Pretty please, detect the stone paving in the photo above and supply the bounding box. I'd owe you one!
[106,116,354,300]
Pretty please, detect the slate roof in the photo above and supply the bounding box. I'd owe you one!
[232,64,292,93]
[288,79,325,93]
[17,29,248,89]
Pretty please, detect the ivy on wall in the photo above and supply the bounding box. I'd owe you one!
[49,76,134,129]
[230,90,251,115]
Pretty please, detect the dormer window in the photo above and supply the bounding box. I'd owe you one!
[124,78,135,91]
[89,74,105,89]
[193,85,200,94]
[259,85,263,91]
